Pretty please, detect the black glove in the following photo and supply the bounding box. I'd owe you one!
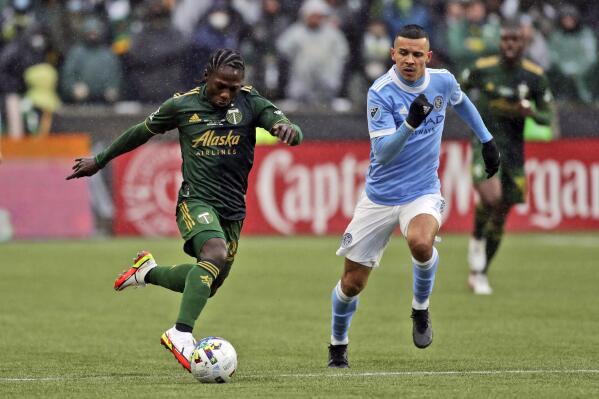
[406,94,433,128]
[481,138,500,178]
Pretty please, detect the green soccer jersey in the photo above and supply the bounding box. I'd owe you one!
[461,56,552,170]
[96,84,302,220]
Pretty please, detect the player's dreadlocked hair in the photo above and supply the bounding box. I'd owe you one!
[204,48,245,78]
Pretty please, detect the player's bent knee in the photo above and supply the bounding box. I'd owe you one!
[341,274,368,297]
[408,239,433,263]
[199,238,228,263]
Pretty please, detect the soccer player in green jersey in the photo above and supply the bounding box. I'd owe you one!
[66,48,303,372]
[461,21,553,294]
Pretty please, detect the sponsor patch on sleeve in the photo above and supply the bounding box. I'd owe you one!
[369,104,381,121]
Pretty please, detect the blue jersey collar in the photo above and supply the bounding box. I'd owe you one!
[389,66,430,93]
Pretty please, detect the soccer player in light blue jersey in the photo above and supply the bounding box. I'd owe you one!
[327,24,501,368]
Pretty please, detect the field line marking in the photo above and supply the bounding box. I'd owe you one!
[263,369,599,378]
[2,369,599,382]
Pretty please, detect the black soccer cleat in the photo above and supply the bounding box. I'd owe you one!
[411,308,433,349]
[328,344,349,368]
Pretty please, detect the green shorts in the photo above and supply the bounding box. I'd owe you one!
[471,145,526,205]
[176,199,243,296]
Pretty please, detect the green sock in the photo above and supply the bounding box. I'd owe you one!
[473,203,490,239]
[176,263,218,328]
[146,264,195,293]
[146,261,219,329]
[483,207,509,273]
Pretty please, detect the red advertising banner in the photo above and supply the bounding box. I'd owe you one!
[0,159,93,239]
[113,140,599,236]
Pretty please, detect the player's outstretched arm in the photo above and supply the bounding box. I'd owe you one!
[453,92,493,143]
[270,123,303,146]
[65,122,154,180]
[372,94,433,165]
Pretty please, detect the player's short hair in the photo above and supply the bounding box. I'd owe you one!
[395,24,429,42]
[205,48,245,76]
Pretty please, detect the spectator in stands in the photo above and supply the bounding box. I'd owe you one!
[251,0,292,99]
[325,0,370,111]
[520,14,549,71]
[1,0,37,46]
[60,16,123,103]
[276,0,348,108]
[22,62,61,135]
[446,0,500,73]
[185,1,248,86]
[124,0,188,102]
[361,19,391,83]
[171,0,212,39]
[0,22,50,136]
[547,4,597,104]
[372,0,432,42]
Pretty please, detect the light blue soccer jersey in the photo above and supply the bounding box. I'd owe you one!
[366,66,464,205]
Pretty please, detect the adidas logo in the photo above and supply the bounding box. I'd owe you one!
[188,113,201,123]
[399,105,408,115]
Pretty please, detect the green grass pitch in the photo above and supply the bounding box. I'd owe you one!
[1,234,598,398]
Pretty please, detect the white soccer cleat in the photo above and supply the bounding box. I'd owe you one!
[468,237,487,273]
[468,273,493,295]
[160,326,196,372]
[113,251,157,291]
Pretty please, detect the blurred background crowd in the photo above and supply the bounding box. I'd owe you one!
[1,0,599,136]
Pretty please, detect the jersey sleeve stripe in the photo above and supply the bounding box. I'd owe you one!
[369,128,396,138]
[143,121,161,135]
[372,76,392,92]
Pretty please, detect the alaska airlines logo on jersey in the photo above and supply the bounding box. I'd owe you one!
[434,96,443,110]
[192,130,241,147]
[226,108,242,124]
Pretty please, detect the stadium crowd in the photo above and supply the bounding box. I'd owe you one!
[0,0,598,135]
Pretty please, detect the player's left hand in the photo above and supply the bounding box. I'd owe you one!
[517,99,534,117]
[66,157,100,180]
[270,123,297,145]
[481,139,500,178]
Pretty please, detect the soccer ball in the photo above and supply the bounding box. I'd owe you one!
[190,336,237,383]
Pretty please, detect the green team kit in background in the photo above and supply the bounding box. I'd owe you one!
[461,55,553,204]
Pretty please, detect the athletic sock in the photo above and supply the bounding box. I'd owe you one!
[412,247,439,310]
[146,264,195,292]
[176,261,220,328]
[473,203,490,239]
[484,210,507,273]
[331,281,358,345]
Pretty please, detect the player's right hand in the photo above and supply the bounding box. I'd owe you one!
[481,139,500,178]
[66,157,100,180]
[406,94,433,129]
